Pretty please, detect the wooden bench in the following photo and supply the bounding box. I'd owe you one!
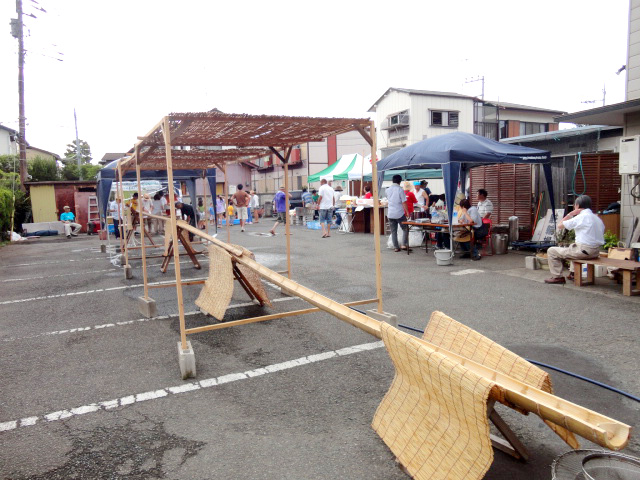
[572,257,640,296]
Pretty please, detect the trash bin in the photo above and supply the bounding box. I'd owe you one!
[493,233,508,255]
[508,216,519,243]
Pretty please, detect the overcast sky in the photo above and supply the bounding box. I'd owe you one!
[0,0,630,162]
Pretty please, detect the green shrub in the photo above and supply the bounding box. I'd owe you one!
[28,156,59,181]
[603,230,619,250]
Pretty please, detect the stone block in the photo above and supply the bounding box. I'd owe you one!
[178,341,196,379]
[100,244,107,253]
[124,264,133,279]
[366,309,398,327]
[525,256,539,270]
[138,296,157,318]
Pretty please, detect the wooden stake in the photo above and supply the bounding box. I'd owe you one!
[162,117,188,351]
[368,121,383,312]
[284,156,291,278]
[135,146,150,299]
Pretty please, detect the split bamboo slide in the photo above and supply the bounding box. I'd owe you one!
[176,220,631,451]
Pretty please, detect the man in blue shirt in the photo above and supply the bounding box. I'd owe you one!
[60,206,81,238]
[269,185,291,235]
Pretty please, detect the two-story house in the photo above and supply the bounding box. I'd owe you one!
[368,88,565,238]
[368,87,565,159]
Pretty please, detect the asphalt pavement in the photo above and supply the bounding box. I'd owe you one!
[1,221,638,479]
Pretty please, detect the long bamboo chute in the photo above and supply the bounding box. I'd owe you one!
[175,219,631,451]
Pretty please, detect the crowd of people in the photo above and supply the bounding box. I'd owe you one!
[384,174,495,260]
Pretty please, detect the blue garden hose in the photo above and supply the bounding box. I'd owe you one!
[396,324,640,403]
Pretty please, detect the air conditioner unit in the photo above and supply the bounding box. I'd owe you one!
[619,135,640,174]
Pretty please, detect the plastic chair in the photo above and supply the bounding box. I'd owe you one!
[478,219,493,256]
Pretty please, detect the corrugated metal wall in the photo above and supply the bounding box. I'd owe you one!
[470,164,533,240]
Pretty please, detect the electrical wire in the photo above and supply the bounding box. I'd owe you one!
[396,324,640,404]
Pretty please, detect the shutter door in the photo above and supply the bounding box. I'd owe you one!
[470,164,533,240]
[572,153,620,212]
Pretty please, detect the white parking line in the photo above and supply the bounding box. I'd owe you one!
[4,257,108,267]
[1,269,119,283]
[2,297,299,342]
[0,277,209,305]
[450,269,484,276]
[0,340,384,433]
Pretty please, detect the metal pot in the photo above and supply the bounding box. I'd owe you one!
[493,233,508,254]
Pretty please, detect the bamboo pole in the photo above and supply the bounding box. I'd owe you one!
[162,117,188,351]
[203,169,211,239]
[135,146,150,299]
[284,159,291,278]
[176,219,630,451]
[185,298,379,335]
[369,121,383,313]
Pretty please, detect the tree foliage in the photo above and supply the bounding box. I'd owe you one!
[64,139,92,164]
[0,155,19,174]
[28,156,60,182]
[61,139,101,180]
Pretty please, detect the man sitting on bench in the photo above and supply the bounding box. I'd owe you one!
[545,195,605,284]
[60,206,82,238]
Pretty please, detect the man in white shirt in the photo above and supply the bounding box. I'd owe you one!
[317,179,335,238]
[545,195,605,284]
[477,189,493,220]
[386,174,410,252]
[109,197,123,239]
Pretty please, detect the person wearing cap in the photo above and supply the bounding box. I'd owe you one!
[412,181,430,211]
[269,185,292,235]
[545,195,605,284]
[60,206,81,238]
[141,193,153,233]
[250,190,260,224]
[403,181,418,219]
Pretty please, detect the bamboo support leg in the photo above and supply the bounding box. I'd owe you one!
[233,266,257,302]
[178,228,201,269]
[233,264,265,305]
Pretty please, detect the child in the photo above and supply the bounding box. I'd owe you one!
[227,199,235,226]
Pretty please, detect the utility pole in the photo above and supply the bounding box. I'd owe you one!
[465,75,485,100]
[13,0,28,191]
[74,108,83,180]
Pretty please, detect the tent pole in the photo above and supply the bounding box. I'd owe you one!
[369,121,383,313]
[162,117,187,351]
[118,161,129,269]
[202,169,211,240]
[220,163,230,243]
[135,147,149,299]
[115,166,125,259]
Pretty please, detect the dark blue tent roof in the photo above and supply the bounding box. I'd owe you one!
[96,159,216,222]
[377,132,550,171]
[96,159,216,181]
[376,132,555,250]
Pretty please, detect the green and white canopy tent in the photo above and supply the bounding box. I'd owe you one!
[308,153,372,182]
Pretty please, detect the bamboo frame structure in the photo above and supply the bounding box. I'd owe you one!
[123,113,383,335]
[173,221,631,452]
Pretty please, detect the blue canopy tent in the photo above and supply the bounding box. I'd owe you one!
[96,159,217,225]
[376,132,555,246]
